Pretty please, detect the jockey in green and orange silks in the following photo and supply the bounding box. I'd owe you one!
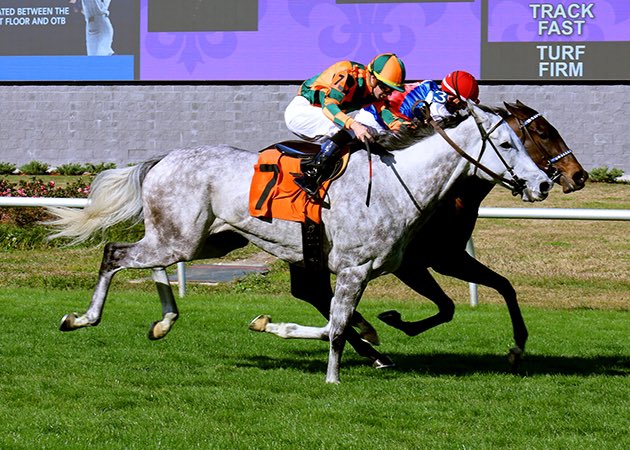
[285,53,406,196]
[299,61,382,132]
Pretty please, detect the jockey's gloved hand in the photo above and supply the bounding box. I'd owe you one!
[350,121,373,143]
[403,87,428,119]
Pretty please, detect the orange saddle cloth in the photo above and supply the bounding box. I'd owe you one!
[249,148,347,224]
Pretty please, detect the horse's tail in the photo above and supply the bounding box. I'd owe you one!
[46,157,163,244]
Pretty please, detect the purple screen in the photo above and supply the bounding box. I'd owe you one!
[140,0,482,81]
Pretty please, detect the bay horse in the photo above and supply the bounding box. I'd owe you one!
[47,103,552,383]
[253,100,588,370]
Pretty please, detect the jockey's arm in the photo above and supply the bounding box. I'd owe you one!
[322,90,373,142]
[379,107,408,131]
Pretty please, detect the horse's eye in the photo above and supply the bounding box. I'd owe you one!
[500,142,512,149]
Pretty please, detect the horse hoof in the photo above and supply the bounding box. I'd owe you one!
[377,310,402,326]
[373,356,395,369]
[360,334,380,346]
[508,346,524,370]
[59,313,78,332]
[249,314,271,332]
[356,324,380,346]
[148,321,163,341]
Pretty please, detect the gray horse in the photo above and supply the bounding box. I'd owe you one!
[251,100,588,371]
[47,104,552,383]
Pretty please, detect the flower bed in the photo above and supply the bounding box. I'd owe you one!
[0,177,91,226]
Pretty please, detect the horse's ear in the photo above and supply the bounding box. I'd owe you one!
[516,99,525,107]
[503,101,517,113]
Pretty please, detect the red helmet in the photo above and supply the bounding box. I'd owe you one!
[441,71,479,103]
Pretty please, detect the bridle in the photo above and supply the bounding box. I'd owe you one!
[421,102,527,196]
[514,112,574,183]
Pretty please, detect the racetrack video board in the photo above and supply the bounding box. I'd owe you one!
[0,0,628,82]
[482,0,630,80]
[0,0,140,81]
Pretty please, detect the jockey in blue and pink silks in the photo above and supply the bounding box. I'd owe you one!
[356,70,481,131]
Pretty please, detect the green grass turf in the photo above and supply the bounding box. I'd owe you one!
[0,288,627,449]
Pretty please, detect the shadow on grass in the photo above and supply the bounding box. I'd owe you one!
[385,352,629,377]
[238,350,629,377]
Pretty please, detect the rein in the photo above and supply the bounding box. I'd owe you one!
[365,140,373,206]
[516,112,574,183]
[423,104,526,195]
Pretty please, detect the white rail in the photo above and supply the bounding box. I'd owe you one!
[0,197,89,207]
[467,206,630,306]
[0,197,192,296]
[478,207,630,221]
[2,198,629,304]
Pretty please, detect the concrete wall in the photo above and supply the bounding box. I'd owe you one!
[1,84,628,174]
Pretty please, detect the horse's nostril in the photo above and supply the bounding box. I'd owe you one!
[574,170,588,186]
[540,181,551,193]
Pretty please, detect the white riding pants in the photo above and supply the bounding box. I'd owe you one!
[284,96,366,144]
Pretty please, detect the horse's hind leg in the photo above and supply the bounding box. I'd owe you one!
[144,231,248,339]
[379,264,455,336]
[252,264,393,368]
[60,242,132,331]
[60,239,186,334]
[147,268,179,340]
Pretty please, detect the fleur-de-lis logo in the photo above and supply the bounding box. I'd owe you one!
[145,32,239,74]
[142,0,268,74]
[288,0,448,59]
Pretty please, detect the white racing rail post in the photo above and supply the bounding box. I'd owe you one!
[466,207,630,306]
[465,236,479,307]
[176,261,187,298]
[0,197,188,297]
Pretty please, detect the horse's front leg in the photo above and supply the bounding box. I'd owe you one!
[432,251,528,369]
[60,243,129,331]
[288,264,389,365]
[148,268,179,340]
[326,263,371,384]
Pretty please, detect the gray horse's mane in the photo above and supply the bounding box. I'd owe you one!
[373,111,467,152]
[373,103,512,152]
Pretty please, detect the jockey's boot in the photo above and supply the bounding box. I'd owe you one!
[294,130,351,196]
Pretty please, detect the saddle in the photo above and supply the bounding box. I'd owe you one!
[249,140,350,271]
[248,140,349,224]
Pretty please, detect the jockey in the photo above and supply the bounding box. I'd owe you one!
[359,70,480,132]
[285,53,406,196]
